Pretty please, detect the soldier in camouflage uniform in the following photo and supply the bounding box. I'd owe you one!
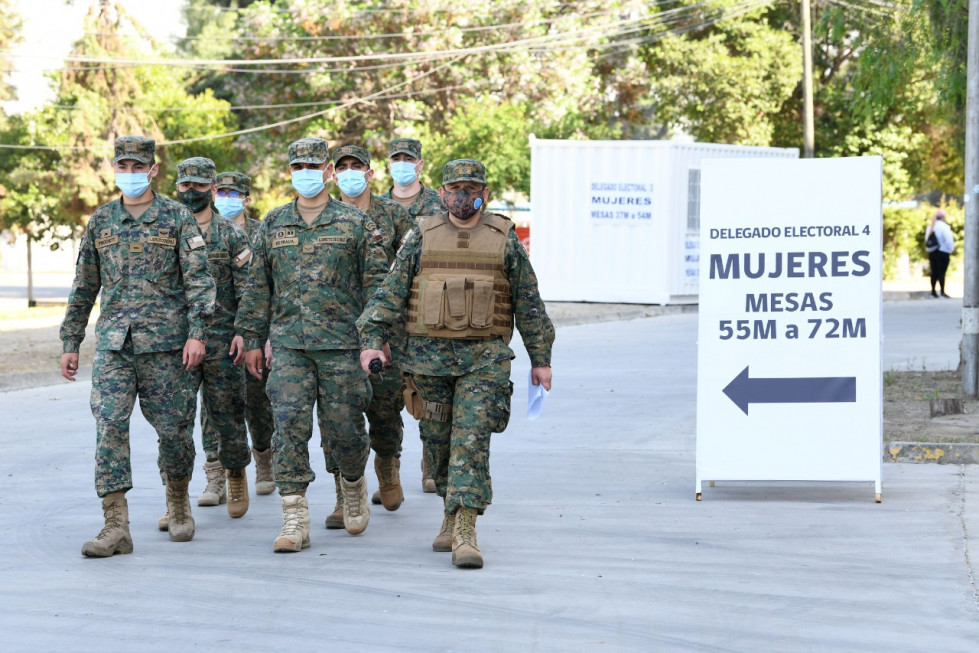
[60,136,216,557]
[358,159,555,569]
[235,137,389,553]
[380,137,447,493]
[327,144,414,523]
[156,157,252,526]
[214,171,275,496]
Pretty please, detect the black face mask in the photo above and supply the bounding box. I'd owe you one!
[444,189,484,221]
[178,188,212,213]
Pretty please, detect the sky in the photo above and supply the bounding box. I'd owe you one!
[3,0,186,114]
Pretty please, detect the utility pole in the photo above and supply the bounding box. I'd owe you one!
[963,0,979,396]
[801,0,815,158]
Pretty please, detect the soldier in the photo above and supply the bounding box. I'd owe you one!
[214,171,275,496]
[328,144,413,524]
[235,137,388,553]
[60,136,216,557]
[156,157,252,527]
[380,137,447,493]
[358,159,555,569]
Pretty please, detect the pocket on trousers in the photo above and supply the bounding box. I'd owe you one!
[488,381,514,433]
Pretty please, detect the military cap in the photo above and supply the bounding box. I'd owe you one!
[442,159,487,186]
[331,145,370,167]
[113,136,155,164]
[289,137,329,165]
[389,138,422,160]
[215,171,251,194]
[176,157,216,184]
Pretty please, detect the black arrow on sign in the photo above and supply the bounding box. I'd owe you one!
[722,366,856,416]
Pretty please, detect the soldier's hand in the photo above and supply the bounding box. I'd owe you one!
[246,349,265,380]
[183,338,206,370]
[360,349,387,373]
[531,366,552,391]
[229,335,246,365]
[264,339,273,366]
[61,353,79,382]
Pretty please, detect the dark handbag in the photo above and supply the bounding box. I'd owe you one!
[926,232,939,250]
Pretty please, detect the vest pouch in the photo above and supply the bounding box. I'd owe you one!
[443,277,468,331]
[470,279,495,328]
[422,278,445,328]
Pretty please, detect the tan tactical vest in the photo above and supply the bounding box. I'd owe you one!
[406,212,514,342]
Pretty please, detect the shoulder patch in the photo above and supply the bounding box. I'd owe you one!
[186,235,206,250]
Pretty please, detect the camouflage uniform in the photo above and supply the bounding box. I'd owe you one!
[171,158,252,473]
[235,138,389,495]
[61,137,216,498]
[380,138,448,486]
[326,145,413,473]
[357,160,555,517]
[215,171,273,453]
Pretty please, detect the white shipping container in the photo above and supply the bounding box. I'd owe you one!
[529,137,799,304]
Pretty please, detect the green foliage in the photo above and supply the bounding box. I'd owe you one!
[0,0,22,104]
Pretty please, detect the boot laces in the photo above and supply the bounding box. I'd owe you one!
[168,486,189,521]
[345,481,364,518]
[95,502,125,541]
[377,458,395,484]
[281,504,303,535]
[440,512,455,536]
[228,472,245,502]
[456,509,476,545]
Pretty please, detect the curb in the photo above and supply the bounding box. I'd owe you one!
[885,442,979,464]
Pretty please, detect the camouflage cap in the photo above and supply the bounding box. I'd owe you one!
[176,157,216,184]
[331,144,370,167]
[288,137,329,165]
[215,171,251,194]
[442,159,487,186]
[389,138,421,160]
[113,136,155,164]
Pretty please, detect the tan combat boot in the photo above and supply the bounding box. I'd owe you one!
[340,475,370,535]
[374,456,404,511]
[158,507,169,531]
[421,451,436,493]
[273,495,310,553]
[252,447,275,495]
[325,471,344,529]
[432,508,455,552]
[452,506,482,569]
[81,492,133,558]
[227,468,249,518]
[197,460,226,506]
[166,476,196,542]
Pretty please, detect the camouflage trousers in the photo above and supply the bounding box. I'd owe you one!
[267,347,371,494]
[411,360,513,516]
[192,342,250,471]
[324,349,404,473]
[245,366,273,452]
[91,338,196,497]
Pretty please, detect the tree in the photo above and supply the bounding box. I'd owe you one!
[0,0,22,105]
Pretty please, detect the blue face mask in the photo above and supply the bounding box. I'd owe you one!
[115,172,151,198]
[336,169,368,198]
[390,161,418,186]
[291,168,326,198]
[214,196,245,218]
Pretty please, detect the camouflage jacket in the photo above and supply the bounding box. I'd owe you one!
[61,193,216,354]
[357,212,555,376]
[343,193,414,346]
[381,184,446,225]
[236,198,388,351]
[201,212,252,342]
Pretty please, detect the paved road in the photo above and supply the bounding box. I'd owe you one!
[2,301,978,650]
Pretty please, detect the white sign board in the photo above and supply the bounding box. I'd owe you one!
[696,157,882,500]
